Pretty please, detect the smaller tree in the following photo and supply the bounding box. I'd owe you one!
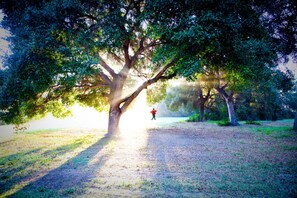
[195,73,216,121]
[214,69,247,126]
[282,82,297,130]
[162,77,215,121]
[164,80,200,116]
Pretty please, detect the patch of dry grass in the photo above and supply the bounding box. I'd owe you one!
[0,120,296,197]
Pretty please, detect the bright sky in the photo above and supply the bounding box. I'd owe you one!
[0,11,10,69]
[282,59,297,78]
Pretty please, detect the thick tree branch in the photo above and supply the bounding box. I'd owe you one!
[98,71,112,85]
[151,58,177,80]
[130,39,157,67]
[221,83,229,90]
[206,88,211,99]
[215,86,229,100]
[123,39,131,66]
[109,52,124,65]
[74,83,109,88]
[119,58,177,112]
[98,53,117,78]
[158,72,177,80]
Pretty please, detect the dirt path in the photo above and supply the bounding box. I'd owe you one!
[3,120,297,197]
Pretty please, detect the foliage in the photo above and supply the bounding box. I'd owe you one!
[217,120,231,126]
[0,0,180,126]
[0,0,296,128]
[187,114,200,122]
[146,82,168,105]
[164,81,199,112]
[205,99,229,121]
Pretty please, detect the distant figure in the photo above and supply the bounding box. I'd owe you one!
[150,108,157,120]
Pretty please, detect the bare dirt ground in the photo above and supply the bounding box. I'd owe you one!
[1,119,297,197]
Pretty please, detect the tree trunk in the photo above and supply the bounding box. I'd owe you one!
[293,112,297,131]
[216,87,238,126]
[226,98,238,126]
[107,105,122,135]
[107,76,125,135]
[199,102,205,122]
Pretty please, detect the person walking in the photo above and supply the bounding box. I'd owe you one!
[150,108,157,120]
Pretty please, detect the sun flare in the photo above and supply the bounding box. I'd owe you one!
[119,90,150,135]
[24,105,108,131]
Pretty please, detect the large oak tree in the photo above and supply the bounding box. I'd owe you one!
[0,0,183,134]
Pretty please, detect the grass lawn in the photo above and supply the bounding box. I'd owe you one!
[0,120,296,197]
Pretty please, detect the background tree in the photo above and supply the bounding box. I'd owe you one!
[282,82,297,130]
[194,74,216,122]
[164,82,199,116]
[160,0,296,125]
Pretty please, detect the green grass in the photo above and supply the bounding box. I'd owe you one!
[206,120,218,124]
[245,120,261,125]
[0,129,103,197]
[24,128,64,134]
[252,126,293,138]
[1,122,296,197]
[283,146,297,151]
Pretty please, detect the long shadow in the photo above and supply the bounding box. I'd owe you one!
[141,129,201,196]
[0,149,43,194]
[0,137,100,195]
[8,135,112,197]
[141,129,177,195]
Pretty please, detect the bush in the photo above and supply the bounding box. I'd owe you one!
[217,120,231,126]
[187,114,200,122]
[205,106,228,121]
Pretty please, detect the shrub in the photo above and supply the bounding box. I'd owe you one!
[187,114,200,122]
[205,106,228,121]
[217,120,231,126]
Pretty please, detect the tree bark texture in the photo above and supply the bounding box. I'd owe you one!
[216,87,238,126]
[197,87,211,122]
[226,98,238,126]
[199,103,205,122]
[107,105,122,135]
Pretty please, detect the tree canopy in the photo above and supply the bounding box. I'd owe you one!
[0,0,296,133]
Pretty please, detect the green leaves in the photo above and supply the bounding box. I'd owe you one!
[0,0,295,125]
[146,82,167,105]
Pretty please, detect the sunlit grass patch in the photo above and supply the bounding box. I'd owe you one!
[0,129,104,197]
[24,128,63,134]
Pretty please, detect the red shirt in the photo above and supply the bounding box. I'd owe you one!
[151,109,157,115]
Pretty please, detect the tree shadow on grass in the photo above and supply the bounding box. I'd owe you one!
[4,135,112,197]
[0,148,43,194]
[141,130,203,197]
